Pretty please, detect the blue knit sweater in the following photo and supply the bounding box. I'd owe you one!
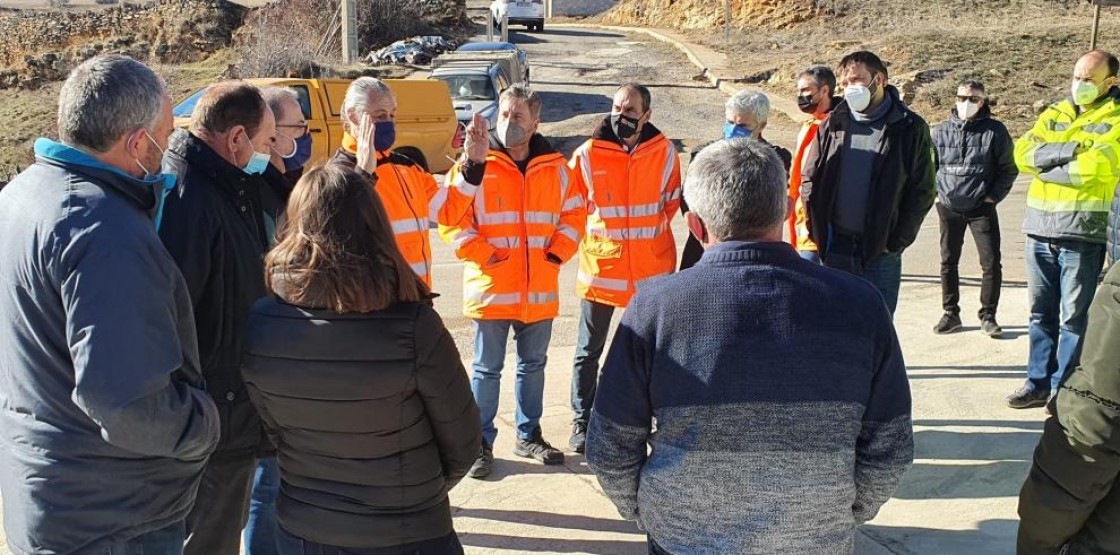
[586,241,913,555]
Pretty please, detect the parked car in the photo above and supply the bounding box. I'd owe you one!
[172,78,462,173]
[455,41,530,85]
[491,0,545,33]
[430,61,512,132]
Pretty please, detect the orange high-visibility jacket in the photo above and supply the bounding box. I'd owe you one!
[437,134,587,323]
[334,141,439,286]
[790,110,832,253]
[570,120,681,308]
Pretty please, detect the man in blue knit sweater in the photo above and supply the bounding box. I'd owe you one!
[585,139,914,554]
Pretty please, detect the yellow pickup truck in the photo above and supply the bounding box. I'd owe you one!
[172,78,462,174]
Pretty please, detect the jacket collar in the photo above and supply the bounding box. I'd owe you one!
[591,116,664,150]
[697,240,801,265]
[950,102,992,128]
[1063,86,1120,118]
[33,138,167,218]
[487,132,559,168]
[832,85,911,129]
[171,130,261,194]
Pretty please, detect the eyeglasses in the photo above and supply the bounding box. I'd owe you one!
[277,123,309,138]
[955,95,984,103]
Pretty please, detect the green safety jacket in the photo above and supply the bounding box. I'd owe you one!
[1016,88,1120,243]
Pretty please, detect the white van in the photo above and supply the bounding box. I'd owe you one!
[491,0,545,32]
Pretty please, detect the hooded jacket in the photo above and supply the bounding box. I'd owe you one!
[570,117,681,308]
[0,139,219,554]
[437,132,587,322]
[802,85,937,262]
[931,103,1018,212]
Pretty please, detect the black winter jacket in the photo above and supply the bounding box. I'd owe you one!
[803,86,937,262]
[242,277,481,548]
[931,104,1018,212]
[160,129,273,457]
[1018,262,1120,554]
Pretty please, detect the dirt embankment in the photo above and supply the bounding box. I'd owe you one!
[0,0,247,89]
[603,0,1102,135]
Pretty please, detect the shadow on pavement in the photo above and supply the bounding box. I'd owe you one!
[862,519,1019,555]
[894,460,1031,499]
[533,28,624,39]
[485,457,593,482]
[908,364,1026,371]
[914,429,1040,461]
[901,273,1028,288]
[914,419,1043,430]
[459,533,646,554]
[455,508,643,535]
[908,372,1026,379]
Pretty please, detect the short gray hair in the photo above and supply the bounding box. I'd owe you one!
[500,84,542,119]
[261,86,300,120]
[725,90,770,123]
[683,139,787,241]
[342,77,393,123]
[57,54,167,153]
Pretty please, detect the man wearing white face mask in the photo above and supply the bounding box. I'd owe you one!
[437,85,588,479]
[159,81,281,555]
[931,81,1018,338]
[1007,50,1120,411]
[801,51,936,315]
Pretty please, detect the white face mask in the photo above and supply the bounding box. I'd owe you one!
[1072,80,1102,106]
[956,101,980,120]
[844,84,872,113]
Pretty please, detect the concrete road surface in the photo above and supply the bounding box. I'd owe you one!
[0,19,1044,555]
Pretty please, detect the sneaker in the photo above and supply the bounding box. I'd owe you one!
[514,429,565,465]
[467,443,493,479]
[1007,387,1050,409]
[981,317,1003,338]
[570,421,588,454]
[934,312,963,334]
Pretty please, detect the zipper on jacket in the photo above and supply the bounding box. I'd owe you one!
[521,162,531,322]
[391,163,430,280]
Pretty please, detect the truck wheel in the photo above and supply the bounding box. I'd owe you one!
[394,147,430,173]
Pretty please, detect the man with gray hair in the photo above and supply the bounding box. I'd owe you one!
[0,54,219,554]
[586,138,913,554]
[680,89,791,269]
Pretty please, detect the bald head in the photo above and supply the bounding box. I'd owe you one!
[1073,50,1119,106]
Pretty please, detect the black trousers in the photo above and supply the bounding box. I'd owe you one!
[937,202,1002,319]
[184,451,259,555]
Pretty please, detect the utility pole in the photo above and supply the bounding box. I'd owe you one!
[342,0,358,64]
[724,0,731,41]
[1093,3,1103,49]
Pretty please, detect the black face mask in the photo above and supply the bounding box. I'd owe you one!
[611,113,642,140]
[797,93,820,114]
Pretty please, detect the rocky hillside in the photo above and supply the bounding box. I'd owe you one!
[0,0,246,88]
[604,0,822,30]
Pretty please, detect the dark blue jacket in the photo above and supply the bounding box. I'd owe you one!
[586,241,913,554]
[0,139,219,554]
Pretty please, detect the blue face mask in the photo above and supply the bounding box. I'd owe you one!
[374,121,396,152]
[243,137,271,175]
[284,134,313,173]
[134,130,176,230]
[723,122,752,140]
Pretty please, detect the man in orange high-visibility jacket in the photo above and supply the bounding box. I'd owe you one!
[566,84,681,454]
[790,65,838,263]
[438,86,587,480]
[331,77,439,285]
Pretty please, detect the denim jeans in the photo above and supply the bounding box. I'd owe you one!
[571,299,617,425]
[1025,236,1105,395]
[472,318,554,445]
[276,526,463,555]
[822,234,903,314]
[243,457,280,555]
[648,536,671,555]
[938,203,1002,319]
[104,521,185,555]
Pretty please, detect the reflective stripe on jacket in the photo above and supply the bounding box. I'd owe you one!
[1015,89,1120,243]
[438,133,587,322]
[333,143,439,285]
[571,119,681,308]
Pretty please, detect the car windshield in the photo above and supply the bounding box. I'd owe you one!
[438,75,496,101]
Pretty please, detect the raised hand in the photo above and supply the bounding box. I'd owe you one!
[356,113,377,174]
[465,112,490,163]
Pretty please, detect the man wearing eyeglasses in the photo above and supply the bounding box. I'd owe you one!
[930,81,1018,338]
